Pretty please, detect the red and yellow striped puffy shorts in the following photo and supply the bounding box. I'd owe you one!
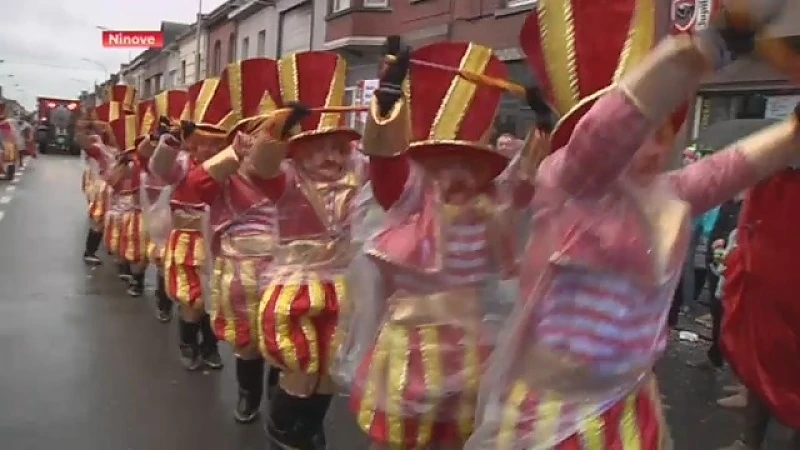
[103,210,123,256]
[257,272,345,374]
[350,320,491,449]
[119,210,149,265]
[211,255,272,349]
[163,229,207,308]
[493,377,667,450]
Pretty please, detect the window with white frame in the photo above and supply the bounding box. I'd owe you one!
[332,0,351,12]
[363,0,388,7]
[506,0,536,7]
[343,86,357,129]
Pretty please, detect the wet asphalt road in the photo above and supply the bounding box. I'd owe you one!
[0,156,789,450]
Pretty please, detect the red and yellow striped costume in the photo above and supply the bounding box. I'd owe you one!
[494,378,667,450]
[259,270,347,373]
[103,206,124,256]
[252,51,364,376]
[119,207,148,264]
[346,42,522,449]
[164,216,207,308]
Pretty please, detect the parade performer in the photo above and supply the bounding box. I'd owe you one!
[244,50,366,450]
[461,0,800,448]
[79,102,121,265]
[721,167,800,449]
[198,58,288,424]
[149,77,237,371]
[0,101,21,181]
[16,118,35,168]
[332,41,535,450]
[139,89,188,322]
[113,99,157,297]
[102,86,138,281]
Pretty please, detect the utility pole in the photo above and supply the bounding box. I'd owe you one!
[194,0,204,83]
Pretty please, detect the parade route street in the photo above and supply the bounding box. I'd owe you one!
[0,156,790,449]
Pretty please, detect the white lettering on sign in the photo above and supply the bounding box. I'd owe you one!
[107,34,156,46]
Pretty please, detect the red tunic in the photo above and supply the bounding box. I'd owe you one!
[722,169,800,429]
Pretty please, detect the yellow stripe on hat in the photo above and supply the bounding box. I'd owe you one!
[537,0,580,115]
[319,56,347,131]
[429,43,492,141]
[614,0,656,82]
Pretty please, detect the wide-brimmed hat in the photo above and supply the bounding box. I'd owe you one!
[406,42,510,183]
[520,0,687,151]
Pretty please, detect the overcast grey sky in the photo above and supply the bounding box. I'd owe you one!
[0,0,227,110]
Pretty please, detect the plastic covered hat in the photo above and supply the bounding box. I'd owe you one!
[406,42,510,181]
[221,58,283,138]
[133,99,157,149]
[108,110,137,152]
[520,0,686,151]
[107,85,137,113]
[276,51,361,149]
[182,77,237,137]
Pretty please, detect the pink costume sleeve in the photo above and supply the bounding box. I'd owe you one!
[540,89,652,196]
[666,148,759,216]
[148,147,187,185]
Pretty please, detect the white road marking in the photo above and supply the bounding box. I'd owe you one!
[11,178,19,184]
[5,186,16,192]
[0,211,5,222]
[0,196,11,204]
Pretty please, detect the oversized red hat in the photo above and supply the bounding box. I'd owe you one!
[108,111,137,152]
[154,89,188,124]
[521,0,687,150]
[221,58,283,138]
[107,85,137,113]
[406,42,510,181]
[133,99,156,148]
[277,51,361,148]
[182,77,236,136]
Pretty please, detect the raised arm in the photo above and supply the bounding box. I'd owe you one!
[361,38,413,210]
[245,105,311,202]
[149,134,185,184]
[362,96,412,210]
[669,116,800,216]
[184,144,244,205]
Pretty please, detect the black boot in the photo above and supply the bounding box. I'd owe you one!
[234,357,265,424]
[126,271,145,297]
[266,366,281,400]
[83,230,103,265]
[266,387,332,450]
[199,314,223,370]
[154,272,173,323]
[117,262,132,282]
[178,319,202,371]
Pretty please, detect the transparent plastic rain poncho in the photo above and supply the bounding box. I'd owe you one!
[139,153,189,264]
[256,155,374,375]
[464,91,698,450]
[208,173,277,350]
[332,161,529,448]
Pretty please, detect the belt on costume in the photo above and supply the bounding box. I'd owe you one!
[388,287,483,325]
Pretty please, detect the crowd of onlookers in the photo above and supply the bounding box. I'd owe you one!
[670,146,746,408]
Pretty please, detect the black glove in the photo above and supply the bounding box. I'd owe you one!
[150,116,171,142]
[376,35,411,118]
[535,110,556,134]
[525,85,551,116]
[279,102,311,140]
[180,120,196,140]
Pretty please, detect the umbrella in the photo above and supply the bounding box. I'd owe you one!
[692,118,780,154]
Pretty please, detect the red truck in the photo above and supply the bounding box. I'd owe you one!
[36,97,81,155]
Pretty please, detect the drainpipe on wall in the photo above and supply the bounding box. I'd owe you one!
[194,0,204,82]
